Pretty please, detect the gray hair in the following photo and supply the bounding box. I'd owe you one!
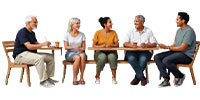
[25,15,37,25]
[135,15,145,22]
[67,17,80,32]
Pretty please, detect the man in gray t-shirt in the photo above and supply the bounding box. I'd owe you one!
[154,12,196,87]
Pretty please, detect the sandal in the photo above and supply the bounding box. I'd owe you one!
[73,81,78,85]
[79,80,85,85]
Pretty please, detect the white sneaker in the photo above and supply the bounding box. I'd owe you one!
[95,79,100,84]
[112,79,118,85]
[48,78,59,83]
[40,80,55,88]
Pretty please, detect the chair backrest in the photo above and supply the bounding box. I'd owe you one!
[190,41,200,65]
[2,41,15,65]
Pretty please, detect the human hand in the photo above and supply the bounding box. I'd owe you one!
[132,42,138,48]
[74,46,81,49]
[158,43,168,49]
[105,44,113,48]
[43,41,51,46]
[140,43,147,48]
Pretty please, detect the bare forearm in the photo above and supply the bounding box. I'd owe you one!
[26,43,44,50]
[93,44,105,48]
[146,43,157,48]
[169,46,185,51]
[124,42,133,48]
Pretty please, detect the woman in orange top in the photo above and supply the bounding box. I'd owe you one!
[93,17,119,84]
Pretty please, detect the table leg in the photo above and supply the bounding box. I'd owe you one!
[52,50,54,56]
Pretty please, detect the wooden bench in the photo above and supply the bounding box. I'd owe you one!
[62,60,155,83]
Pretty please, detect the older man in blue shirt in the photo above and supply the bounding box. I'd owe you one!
[13,16,58,88]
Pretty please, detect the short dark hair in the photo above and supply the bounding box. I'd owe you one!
[99,17,110,28]
[178,12,189,24]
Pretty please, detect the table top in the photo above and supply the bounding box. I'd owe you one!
[88,47,159,51]
[38,46,62,50]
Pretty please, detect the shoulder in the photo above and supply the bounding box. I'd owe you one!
[17,27,28,36]
[127,28,135,35]
[95,30,101,34]
[64,32,70,38]
[18,27,27,33]
[110,30,116,34]
[79,31,85,36]
[94,30,102,36]
[186,26,195,33]
[144,27,153,33]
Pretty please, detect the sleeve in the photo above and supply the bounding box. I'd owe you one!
[123,29,131,43]
[33,32,37,43]
[18,30,30,45]
[113,31,119,42]
[183,30,195,46]
[93,31,99,42]
[82,32,86,41]
[148,30,157,43]
[63,33,68,41]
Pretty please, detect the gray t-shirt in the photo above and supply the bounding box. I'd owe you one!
[64,31,86,47]
[175,25,196,59]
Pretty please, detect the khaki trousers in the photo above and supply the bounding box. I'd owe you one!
[14,51,55,82]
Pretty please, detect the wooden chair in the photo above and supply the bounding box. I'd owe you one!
[174,41,200,85]
[2,41,33,87]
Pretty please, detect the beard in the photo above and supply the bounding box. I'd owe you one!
[30,25,37,30]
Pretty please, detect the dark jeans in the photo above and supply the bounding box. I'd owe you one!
[125,51,152,78]
[154,51,192,80]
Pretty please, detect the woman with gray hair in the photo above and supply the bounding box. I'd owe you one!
[64,18,87,85]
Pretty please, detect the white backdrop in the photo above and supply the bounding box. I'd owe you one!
[0,0,200,100]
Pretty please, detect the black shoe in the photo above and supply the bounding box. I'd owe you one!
[175,74,185,86]
[130,75,140,85]
[158,80,171,87]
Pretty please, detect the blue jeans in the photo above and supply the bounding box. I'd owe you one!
[154,51,192,80]
[125,51,152,78]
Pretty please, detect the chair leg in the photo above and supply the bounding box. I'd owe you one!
[25,67,31,87]
[20,68,24,83]
[62,65,67,83]
[189,67,196,85]
[145,65,149,83]
[5,67,11,85]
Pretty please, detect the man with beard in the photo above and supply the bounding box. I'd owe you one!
[13,15,58,88]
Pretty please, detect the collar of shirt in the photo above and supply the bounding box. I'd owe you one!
[134,26,147,35]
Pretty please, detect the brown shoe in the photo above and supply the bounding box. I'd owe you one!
[140,77,147,86]
[130,76,140,85]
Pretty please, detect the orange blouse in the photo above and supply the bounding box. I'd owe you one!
[93,30,119,45]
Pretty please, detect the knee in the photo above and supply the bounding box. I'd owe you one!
[140,56,149,63]
[162,58,172,66]
[74,55,81,61]
[127,56,136,62]
[108,54,117,61]
[35,56,44,64]
[97,54,107,62]
[80,53,86,60]
[154,54,160,61]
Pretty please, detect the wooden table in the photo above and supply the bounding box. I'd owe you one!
[88,47,159,51]
[38,46,62,55]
